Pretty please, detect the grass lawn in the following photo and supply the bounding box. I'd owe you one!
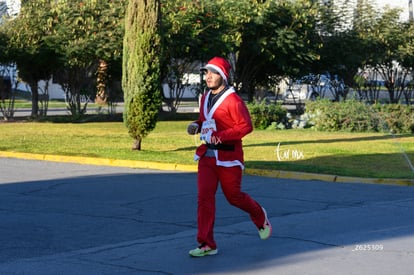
[0,119,413,179]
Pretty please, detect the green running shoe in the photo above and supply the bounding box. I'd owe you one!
[189,244,218,257]
[258,207,272,240]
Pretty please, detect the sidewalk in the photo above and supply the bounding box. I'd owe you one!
[0,157,414,274]
[10,102,198,118]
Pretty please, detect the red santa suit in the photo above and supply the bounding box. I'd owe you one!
[194,86,252,166]
[191,86,265,250]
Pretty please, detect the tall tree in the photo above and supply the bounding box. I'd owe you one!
[123,0,162,150]
[46,0,126,115]
[2,0,125,117]
[355,4,409,103]
[1,0,57,117]
[160,0,230,112]
[315,0,366,87]
[236,0,320,100]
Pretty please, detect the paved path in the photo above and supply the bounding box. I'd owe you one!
[0,157,414,274]
[11,103,197,118]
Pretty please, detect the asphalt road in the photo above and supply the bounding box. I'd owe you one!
[0,157,414,274]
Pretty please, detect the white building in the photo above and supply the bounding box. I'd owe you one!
[330,0,411,22]
[5,0,20,17]
[376,0,410,21]
[0,0,19,21]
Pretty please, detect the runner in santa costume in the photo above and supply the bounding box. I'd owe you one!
[187,56,272,257]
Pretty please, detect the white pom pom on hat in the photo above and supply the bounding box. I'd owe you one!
[200,56,231,83]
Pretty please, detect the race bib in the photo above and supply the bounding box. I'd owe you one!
[200,119,216,142]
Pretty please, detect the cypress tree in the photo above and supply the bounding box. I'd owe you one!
[122,0,162,150]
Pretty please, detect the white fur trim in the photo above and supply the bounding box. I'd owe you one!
[203,64,227,82]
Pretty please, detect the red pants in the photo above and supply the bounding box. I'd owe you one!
[196,156,265,249]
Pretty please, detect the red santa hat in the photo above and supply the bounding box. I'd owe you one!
[200,56,231,83]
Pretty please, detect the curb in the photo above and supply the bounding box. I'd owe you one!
[245,168,414,186]
[1,151,413,186]
[0,151,197,173]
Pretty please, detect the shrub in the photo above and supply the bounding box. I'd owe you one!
[305,99,414,133]
[306,99,376,132]
[373,104,414,134]
[248,101,288,130]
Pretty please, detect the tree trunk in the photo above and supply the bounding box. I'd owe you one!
[132,137,142,150]
[29,82,39,117]
[95,59,108,104]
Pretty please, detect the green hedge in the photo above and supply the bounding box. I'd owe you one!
[373,104,414,133]
[305,99,414,133]
[248,102,288,130]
